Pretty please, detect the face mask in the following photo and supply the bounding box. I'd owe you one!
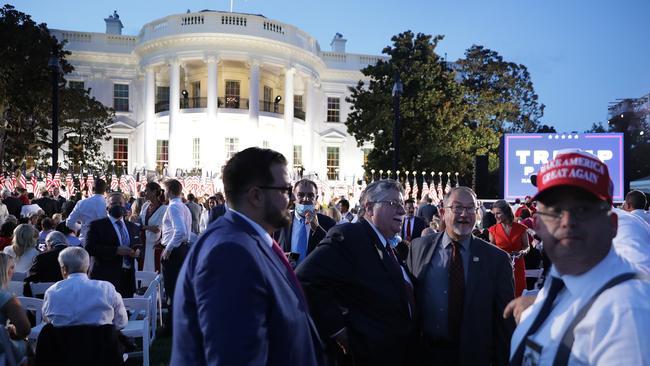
[295,203,315,217]
[108,205,126,219]
[388,235,402,249]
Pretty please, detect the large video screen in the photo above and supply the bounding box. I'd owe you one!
[502,133,624,201]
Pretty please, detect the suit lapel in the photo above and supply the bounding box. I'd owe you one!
[104,219,120,247]
[463,237,482,315]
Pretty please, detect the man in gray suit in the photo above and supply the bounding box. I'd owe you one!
[185,193,202,235]
[407,186,515,365]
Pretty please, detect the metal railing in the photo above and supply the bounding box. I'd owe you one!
[260,101,283,114]
[218,97,249,110]
[155,101,169,113]
[180,97,207,109]
[294,108,305,120]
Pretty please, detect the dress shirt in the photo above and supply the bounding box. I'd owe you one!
[3,246,39,273]
[612,208,650,275]
[108,215,132,269]
[229,209,273,248]
[511,248,650,365]
[630,209,650,227]
[161,197,192,250]
[42,273,128,329]
[366,220,412,286]
[20,204,41,218]
[402,216,414,239]
[291,212,310,259]
[421,232,470,339]
[65,194,107,245]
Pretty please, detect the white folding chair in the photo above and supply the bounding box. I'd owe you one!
[10,272,26,282]
[135,271,157,291]
[7,282,23,297]
[29,282,56,298]
[16,296,45,342]
[122,298,151,366]
[135,274,163,327]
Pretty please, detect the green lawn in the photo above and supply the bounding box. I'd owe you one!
[125,329,172,366]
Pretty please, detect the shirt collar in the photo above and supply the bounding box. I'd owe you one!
[66,273,88,280]
[294,210,305,222]
[366,220,388,248]
[230,209,273,248]
[170,197,182,203]
[108,215,123,225]
[549,247,624,297]
[441,231,471,251]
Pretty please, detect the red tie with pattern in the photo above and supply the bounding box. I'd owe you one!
[406,218,412,241]
[448,241,465,341]
[271,239,307,303]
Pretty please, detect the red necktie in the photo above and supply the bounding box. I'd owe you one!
[271,239,307,303]
[387,246,415,317]
[448,241,465,341]
[406,218,412,241]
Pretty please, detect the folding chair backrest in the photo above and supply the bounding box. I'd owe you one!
[30,282,55,298]
[123,298,149,321]
[7,281,23,297]
[135,271,156,290]
[17,296,44,324]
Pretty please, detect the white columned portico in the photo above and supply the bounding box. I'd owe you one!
[283,67,295,165]
[249,60,260,126]
[305,76,316,171]
[204,55,219,172]
[168,59,181,174]
[206,55,218,121]
[144,66,156,170]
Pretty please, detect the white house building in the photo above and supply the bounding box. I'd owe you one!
[51,10,384,188]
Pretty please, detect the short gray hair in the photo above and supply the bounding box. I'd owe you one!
[442,186,477,207]
[58,247,90,274]
[362,179,404,205]
[45,231,68,247]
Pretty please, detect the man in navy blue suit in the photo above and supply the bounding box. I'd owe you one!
[172,147,325,366]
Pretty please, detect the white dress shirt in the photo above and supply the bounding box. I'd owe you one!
[230,209,273,248]
[612,208,650,275]
[65,194,107,245]
[161,197,192,250]
[630,209,650,227]
[511,248,650,365]
[42,273,128,329]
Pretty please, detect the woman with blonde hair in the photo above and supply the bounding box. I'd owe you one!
[0,252,31,361]
[3,224,39,273]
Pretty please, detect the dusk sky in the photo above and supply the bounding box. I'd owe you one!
[17,0,650,133]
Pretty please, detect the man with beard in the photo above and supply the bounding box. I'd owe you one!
[172,148,325,366]
[297,179,417,366]
[406,186,515,365]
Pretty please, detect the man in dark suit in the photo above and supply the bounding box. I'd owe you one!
[51,187,67,213]
[406,186,515,365]
[417,196,438,225]
[172,147,325,366]
[33,191,59,218]
[297,179,417,366]
[403,198,427,241]
[2,190,23,218]
[24,231,68,296]
[275,179,336,267]
[185,193,202,235]
[207,192,227,224]
[86,192,141,299]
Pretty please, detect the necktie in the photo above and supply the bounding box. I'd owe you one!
[448,241,465,341]
[386,245,415,317]
[295,218,308,263]
[271,239,307,304]
[406,218,412,241]
[510,277,566,366]
[115,220,132,268]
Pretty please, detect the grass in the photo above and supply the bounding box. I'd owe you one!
[125,328,172,366]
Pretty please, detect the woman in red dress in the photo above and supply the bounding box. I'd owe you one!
[488,199,529,297]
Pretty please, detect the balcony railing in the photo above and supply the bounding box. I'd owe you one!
[260,100,284,114]
[155,101,169,113]
[294,108,305,120]
[218,97,249,110]
[180,97,207,109]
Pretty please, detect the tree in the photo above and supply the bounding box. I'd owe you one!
[346,31,474,180]
[0,5,112,170]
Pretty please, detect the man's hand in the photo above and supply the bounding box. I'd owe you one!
[332,328,350,355]
[503,294,537,324]
[116,246,135,257]
[304,210,320,232]
[161,247,172,260]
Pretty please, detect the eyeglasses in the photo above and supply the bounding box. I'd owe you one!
[372,200,405,209]
[258,185,293,196]
[535,205,609,222]
[295,192,316,200]
[445,205,478,214]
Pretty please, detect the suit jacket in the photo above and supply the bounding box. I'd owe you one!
[24,244,67,296]
[417,204,438,225]
[401,216,427,241]
[185,201,202,234]
[275,212,336,257]
[207,204,227,224]
[172,209,325,366]
[35,323,123,366]
[34,197,59,217]
[406,232,515,366]
[53,196,67,213]
[296,220,418,366]
[85,217,141,298]
[3,196,23,218]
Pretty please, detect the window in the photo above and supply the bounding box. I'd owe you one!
[225,137,239,160]
[262,86,273,112]
[294,95,305,120]
[155,86,170,113]
[156,140,169,173]
[69,81,84,90]
[327,97,340,122]
[293,145,303,168]
[327,147,340,180]
[192,138,200,167]
[262,140,270,149]
[113,138,128,169]
[192,81,201,98]
[113,83,129,112]
[225,80,241,108]
[363,148,372,166]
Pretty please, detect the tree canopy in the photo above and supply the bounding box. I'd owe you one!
[0,4,112,171]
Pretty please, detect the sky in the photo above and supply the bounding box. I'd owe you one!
[15,0,650,133]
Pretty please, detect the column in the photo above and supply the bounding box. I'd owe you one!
[305,76,316,172]
[144,66,156,170]
[283,67,295,165]
[205,55,219,172]
[168,60,181,175]
[206,56,218,121]
[248,60,260,125]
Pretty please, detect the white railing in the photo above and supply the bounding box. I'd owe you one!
[181,15,205,25]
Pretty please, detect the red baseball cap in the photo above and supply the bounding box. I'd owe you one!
[533,149,613,205]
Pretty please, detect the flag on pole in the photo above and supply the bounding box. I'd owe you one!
[0,174,4,190]
[411,177,419,199]
[110,173,119,192]
[52,169,61,191]
[31,173,40,198]
[45,172,53,192]
[119,174,128,193]
[404,178,411,199]
[86,174,95,193]
[139,169,147,192]
[65,172,75,197]
[18,164,27,189]
[78,174,85,194]
[6,173,15,192]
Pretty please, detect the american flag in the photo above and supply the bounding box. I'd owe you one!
[0,174,4,190]
[119,174,128,193]
[139,169,147,192]
[52,169,61,191]
[78,174,85,193]
[31,173,40,198]
[86,174,95,192]
[404,178,411,198]
[100,173,107,184]
[178,176,187,195]
[110,173,119,192]
[6,173,15,192]
[411,177,419,199]
[18,164,26,189]
[45,172,53,192]
[437,180,444,201]
[65,172,75,197]
[421,178,430,199]
[127,175,137,195]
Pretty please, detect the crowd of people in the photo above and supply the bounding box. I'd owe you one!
[1,147,650,365]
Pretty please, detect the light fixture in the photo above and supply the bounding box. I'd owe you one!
[274,95,282,103]
[181,89,189,98]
